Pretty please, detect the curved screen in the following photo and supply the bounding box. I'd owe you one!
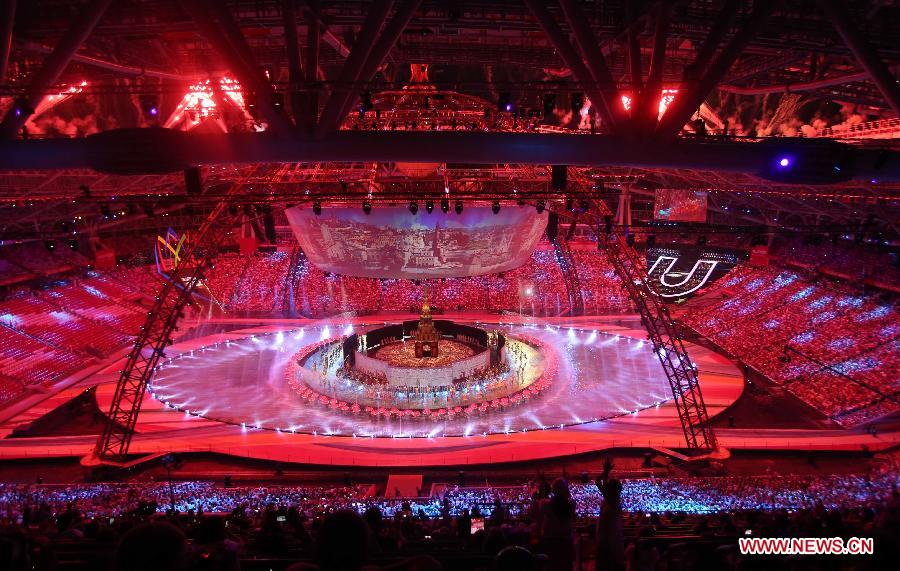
[285,206,547,279]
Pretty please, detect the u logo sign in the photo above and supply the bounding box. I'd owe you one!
[648,256,719,298]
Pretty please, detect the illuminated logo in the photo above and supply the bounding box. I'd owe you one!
[155,228,187,273]
[153,228,225,309]
[646,246,741,300]
[648,256,719,298]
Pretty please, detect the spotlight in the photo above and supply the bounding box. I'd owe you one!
[491,201,501,215]
[362,200,371,215]
[68,238,78,251]
[777,156,791,168]
[454,200,463,215]
[409,201,418,215]
[498,92,511,112]
[425,200,434,214]
[44,240,55,251]
[440,198,449,213]
[140,95,160,118]
[536,200,545,214]
[312,201,322,216]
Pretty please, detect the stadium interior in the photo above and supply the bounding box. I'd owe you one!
[0,1,898,570]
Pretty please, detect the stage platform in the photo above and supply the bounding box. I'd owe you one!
[1,314,895,468]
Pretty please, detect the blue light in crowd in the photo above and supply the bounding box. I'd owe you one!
[0,313,19,327]
[833,358,877,375]
[856,306,890,322]
[827,338,854,351]
[793,332,814,344]
[84,285,106,298]
[791,286,814,301]
[49,311,72,322]
[778,156,791,168]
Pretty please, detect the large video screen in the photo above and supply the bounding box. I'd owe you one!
[285,206,547,279]
[654,188,708,222]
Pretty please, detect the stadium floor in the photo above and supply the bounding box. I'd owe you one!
[1,314,895,467]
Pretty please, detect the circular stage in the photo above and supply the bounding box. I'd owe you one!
[147,321,680,438]
[371,339,477,367]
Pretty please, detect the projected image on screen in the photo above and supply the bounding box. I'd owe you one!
[654,188,708,222]
[285,206,548,279]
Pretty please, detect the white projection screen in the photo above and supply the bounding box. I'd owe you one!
[285,206,548,279]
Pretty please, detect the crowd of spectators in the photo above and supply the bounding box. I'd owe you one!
[681,265,898,426]
[202,246,632,317]
[1,456,897,570]
[770,236,900,287]
[0,271,151,404]
[0,242,92,284]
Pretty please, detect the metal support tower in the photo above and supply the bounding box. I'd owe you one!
[589,201,717,450]
[95,194,240,463]
[550,236,585,316]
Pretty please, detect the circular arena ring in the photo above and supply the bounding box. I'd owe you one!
[146,321,682,438]
[284,334,553,420]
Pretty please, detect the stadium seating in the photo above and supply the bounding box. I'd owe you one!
[0,457,895,571]
[682,265,899,426]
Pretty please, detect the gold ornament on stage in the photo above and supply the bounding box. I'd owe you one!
[414,285,440,358]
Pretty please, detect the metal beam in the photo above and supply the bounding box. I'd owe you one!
[303,1,321,133]
[184,0,293,136]
[204,0,295,133]
[689,0,740,80]
[524,0,618,133]
[625,0,644,99]
[95,190,243,463]
[299,3,351,59]
[0,0,14,84]
[820,0,900,115]
[655,0,775,143]
[584,200,716,450]
[21,41,204,81]
[0,0,112,139]
[558,0,626,132]
[636,2,670,135]
[719,70,872,95]
[3,129,899,183]
[282,0,304,126]
[315,0,393,137]
[327,0,422,135]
